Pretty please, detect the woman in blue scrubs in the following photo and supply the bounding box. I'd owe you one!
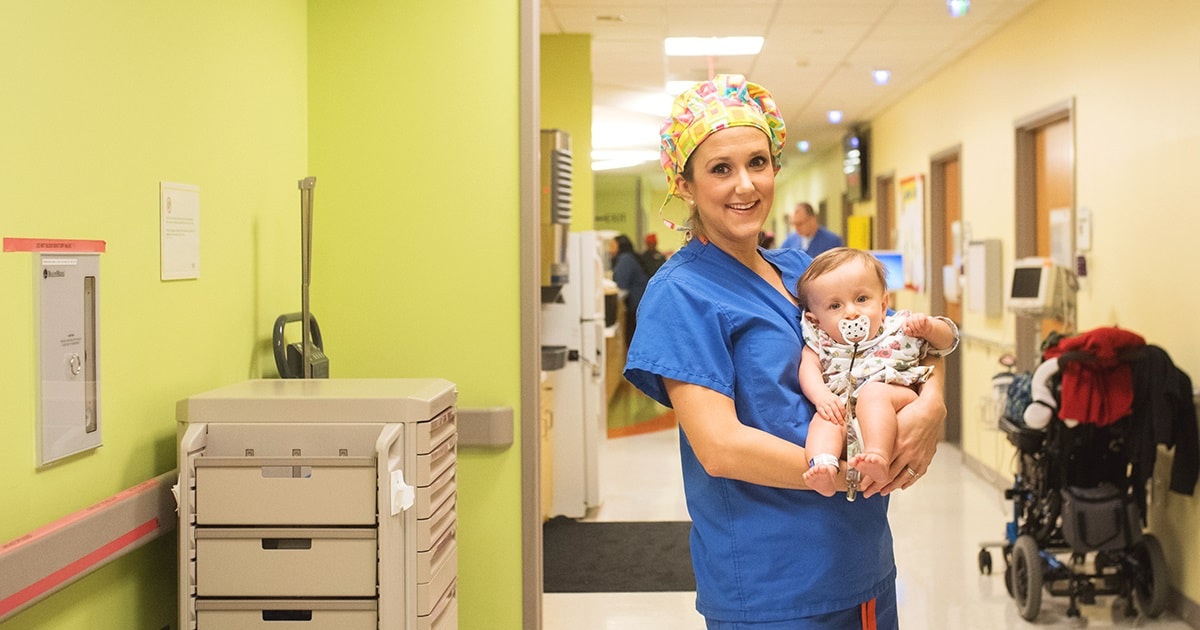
[624,75,946,629]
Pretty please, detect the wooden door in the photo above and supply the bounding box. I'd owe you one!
[1014,102,1074,370]
[875,174,895,249]
[930,152,962,445]
[1035,119,1073,342]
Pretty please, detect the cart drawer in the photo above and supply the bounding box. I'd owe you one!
[415,408,456,454]
[417,584,457,630]
[416,528,457,584]
[416,467,455,520]
[196,528,376,597]
[416,500,455,553]
[195,457,376,525]
[196,599,377,630]
[417,571,457,618]
[414,436,456,486]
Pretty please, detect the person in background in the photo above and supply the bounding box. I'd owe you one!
[639,232,667,277]
[758,230,776,249]
[624,74,946,629]
[609,233,648,347]
[780,201,843,255]
[797,248,959,497]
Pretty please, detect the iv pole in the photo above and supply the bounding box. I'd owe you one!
[298,176,316,379]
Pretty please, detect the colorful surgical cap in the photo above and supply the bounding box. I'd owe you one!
[659,74,786,199]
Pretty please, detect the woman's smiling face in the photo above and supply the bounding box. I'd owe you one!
[675,126,775,251]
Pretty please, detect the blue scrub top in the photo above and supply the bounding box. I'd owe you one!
[625,237,896,623]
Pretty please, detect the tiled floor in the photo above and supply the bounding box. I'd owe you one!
[543,426,1194,629]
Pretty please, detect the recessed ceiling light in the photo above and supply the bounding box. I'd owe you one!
[872,69,891,85]
[947,0,970,17]
[827,110,843,124]
[797,141,811,153]
[664,37,764,57]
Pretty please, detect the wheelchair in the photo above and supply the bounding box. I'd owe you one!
[978,338,1182,622]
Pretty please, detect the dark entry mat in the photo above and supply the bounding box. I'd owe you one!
[542,518,695,593]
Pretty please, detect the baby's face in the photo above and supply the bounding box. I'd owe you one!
[804,259,889,344]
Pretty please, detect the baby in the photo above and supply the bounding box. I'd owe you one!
[797,248,958,496]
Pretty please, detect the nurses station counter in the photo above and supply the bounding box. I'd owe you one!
[176,378,459,630]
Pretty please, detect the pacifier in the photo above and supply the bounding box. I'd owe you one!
[838,315,871,344]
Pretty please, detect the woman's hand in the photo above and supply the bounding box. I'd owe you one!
[862,357,947,497]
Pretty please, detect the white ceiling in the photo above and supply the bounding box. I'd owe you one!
[540,0,1042,175]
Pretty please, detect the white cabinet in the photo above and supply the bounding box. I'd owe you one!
[177,378,459,630]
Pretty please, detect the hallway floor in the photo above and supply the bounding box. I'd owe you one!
[543,427,1194,629]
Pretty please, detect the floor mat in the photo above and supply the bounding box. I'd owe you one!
[542,518,695,593]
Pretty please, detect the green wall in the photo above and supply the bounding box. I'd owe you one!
[0,2,308,628]
[1,2,526,628]
[540,35,594,232]
[307,2,524,628]
[594,174,640,239]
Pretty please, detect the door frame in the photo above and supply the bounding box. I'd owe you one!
[928,145,962,446]
[1013,98,1075,371]
[520,0,542,626]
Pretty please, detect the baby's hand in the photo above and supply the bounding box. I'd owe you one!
[812,393,846,424]
[903,313,932,339]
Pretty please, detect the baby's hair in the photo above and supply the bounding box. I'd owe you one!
[796,247,888,310]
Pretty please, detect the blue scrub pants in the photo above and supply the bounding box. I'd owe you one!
[704,579,898,630]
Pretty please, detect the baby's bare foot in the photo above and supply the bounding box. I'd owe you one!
[849,452,891,484]
[803,464,839,497]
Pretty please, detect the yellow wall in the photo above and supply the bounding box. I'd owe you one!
[775,146,852,243]
[782,0,1200,605]
[0,2,307,628]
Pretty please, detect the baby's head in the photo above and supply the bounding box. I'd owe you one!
[798,248,890,344]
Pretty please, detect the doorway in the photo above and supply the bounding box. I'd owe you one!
[1014,100,1075,371]
[929,147,963,446]
[874,173,895,250]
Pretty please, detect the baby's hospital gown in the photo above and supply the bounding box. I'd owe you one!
[801,310,959,400]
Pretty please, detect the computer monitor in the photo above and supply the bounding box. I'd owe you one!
[1007,257,1060,315]
[869,250,906,291]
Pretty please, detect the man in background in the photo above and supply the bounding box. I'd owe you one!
[639,233,667,277]
[780,201,843,256]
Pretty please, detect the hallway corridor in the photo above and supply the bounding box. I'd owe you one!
[543,427,1193,629]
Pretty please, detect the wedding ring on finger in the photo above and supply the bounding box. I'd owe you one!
[905,467,919,478]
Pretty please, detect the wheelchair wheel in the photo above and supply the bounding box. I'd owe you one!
[1131,534,1169,618]
[1011,535,1043,621]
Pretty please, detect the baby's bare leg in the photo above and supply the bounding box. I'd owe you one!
[803,417,844,497]
[849,382,918,483]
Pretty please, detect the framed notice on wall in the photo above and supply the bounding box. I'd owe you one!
[160,182,200,280]
[896,175,926,292]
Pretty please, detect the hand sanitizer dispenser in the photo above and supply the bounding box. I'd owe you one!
[37,252,102,465]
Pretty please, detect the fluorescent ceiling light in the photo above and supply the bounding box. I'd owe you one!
[592,149,659,162]
[664,36,763,57]
[592,149,659,171]
[827,110,843,124]
[872,69,891,85]
[590,125,660,150]
[797,140,811,153]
